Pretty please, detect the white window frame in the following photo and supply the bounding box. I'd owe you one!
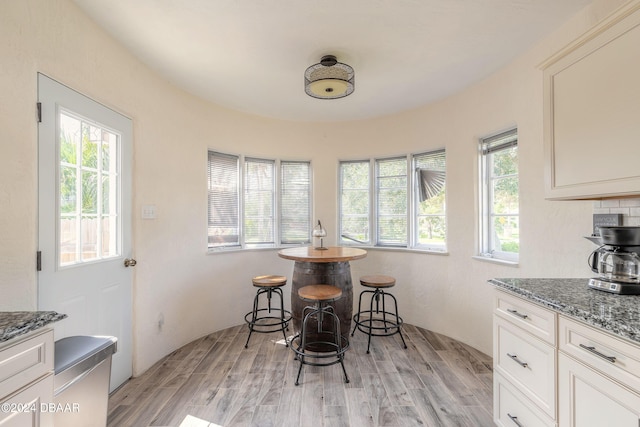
[243,157,276,247]
[412,149,447,251]
[338,148,447,252]
[478,128,519,262]
[375,156,409,247]
[208,150,312,251]
[338,160,371,245]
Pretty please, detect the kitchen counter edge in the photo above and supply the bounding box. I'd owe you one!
[489,278,640,345]
[0,311,67,343]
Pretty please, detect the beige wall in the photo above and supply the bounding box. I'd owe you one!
[0,0,625,375]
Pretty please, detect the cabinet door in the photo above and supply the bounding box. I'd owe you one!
[559,353,640,427]
[542,1,640,200]
[0,373,54,427]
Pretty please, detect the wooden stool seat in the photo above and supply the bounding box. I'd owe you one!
[360,275,396,288]
[352,274,407,353]
[252,275,287,287]
[291,284,349,385]
[244,275,291,349]
[298,285,342,302]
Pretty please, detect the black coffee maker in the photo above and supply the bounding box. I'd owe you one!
[588,226,640,294]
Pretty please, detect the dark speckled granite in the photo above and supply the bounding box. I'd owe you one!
[0,311,67,342]
[489,278,640,344]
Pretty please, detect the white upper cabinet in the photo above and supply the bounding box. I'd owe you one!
[542,0,640,200]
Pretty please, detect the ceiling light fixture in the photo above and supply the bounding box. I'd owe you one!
[304,55,354,99]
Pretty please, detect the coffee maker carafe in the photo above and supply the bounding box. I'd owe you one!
[587,226,640,294]
[589,246,640,283]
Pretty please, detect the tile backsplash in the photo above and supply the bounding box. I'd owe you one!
[593,198,640,226]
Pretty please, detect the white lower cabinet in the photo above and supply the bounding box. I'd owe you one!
[0,329,54,427]
[494,290,640,426]
[558,353,640,427]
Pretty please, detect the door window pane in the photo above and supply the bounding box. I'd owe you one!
[58,110,121,266]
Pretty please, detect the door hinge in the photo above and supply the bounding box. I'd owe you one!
[36,102,42,123]
[36,251,42,271]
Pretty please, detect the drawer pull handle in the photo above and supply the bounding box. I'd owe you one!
[507,353,528,368]
[579,344,616,363]
[507,309,528,319]
[507,413,524,427]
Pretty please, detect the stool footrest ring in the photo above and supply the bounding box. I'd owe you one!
[244,309,292,333]
[352,312,404,337]
[290,333,349,362]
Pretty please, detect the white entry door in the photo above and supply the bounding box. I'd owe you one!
[37,74,133,392]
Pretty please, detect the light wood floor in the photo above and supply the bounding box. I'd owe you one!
[107,323,494,427]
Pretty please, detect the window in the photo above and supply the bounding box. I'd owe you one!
[208,151,311,250]
[280,161,311,244]
[376,157,408,246]
[244,157,275,244]
[339,161,371,245]
[208,152,240,248]
[479,129,519,262]
[414,150,446,250]
[58,110,121,265]
[338,149,446,251]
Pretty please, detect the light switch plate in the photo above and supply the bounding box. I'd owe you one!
[142,204,157,219]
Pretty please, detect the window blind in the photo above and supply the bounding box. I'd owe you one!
[376,157,407,246]
[481,128,518,154]
[280,161,311,244]
[244,157,275,245]
[415,149,446,202]
[339,161,371,245]
[208,151,239,247]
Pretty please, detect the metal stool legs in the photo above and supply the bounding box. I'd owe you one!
[244,286,291,348]
[351,288,407,353]
[292,301,349,385]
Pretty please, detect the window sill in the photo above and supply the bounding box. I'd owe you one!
[207,244,303,255]
[207,244,449,256]
[344,245,449,256]
[472,255,519,267]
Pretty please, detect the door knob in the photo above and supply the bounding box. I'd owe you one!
[124,258,137,267]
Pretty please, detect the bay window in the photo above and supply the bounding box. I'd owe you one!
[208,150,311,250]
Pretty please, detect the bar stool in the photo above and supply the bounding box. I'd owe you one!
[291,285,350,386]
[244,275,291,348]
[351,275,407,354]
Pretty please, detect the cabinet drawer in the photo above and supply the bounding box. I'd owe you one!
[0,372,54,427]
[494,372,556,427]
[559,315,640,393]
[494,317,556,417]
[0,329,54,401]
[495,291,556,346]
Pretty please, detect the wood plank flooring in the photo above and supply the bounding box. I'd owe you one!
[107,324,493,427]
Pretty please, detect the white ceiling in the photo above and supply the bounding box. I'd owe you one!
[73,0,591,122]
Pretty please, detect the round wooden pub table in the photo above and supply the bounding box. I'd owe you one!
[278,246,367,349]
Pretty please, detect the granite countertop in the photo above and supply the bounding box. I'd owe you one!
[0,311,67,343]
[489,278,640,345]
